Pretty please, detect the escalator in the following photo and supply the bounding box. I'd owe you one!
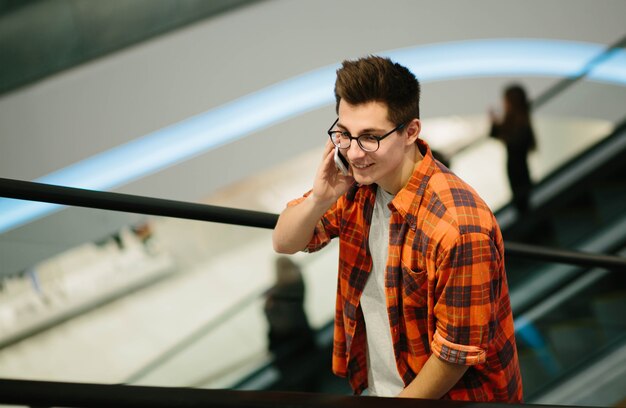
[1,122,623,404]
[499,118,626,314]
[495,120,626,404]
[499,118,626,248]
[225,60,626,396]
[2,32,625,406]
[223,81,626,400]
[232,122,626,403]
[514,247,626,405]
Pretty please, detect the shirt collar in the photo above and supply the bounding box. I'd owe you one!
[390,138,437,229]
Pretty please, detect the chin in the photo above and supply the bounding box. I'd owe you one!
[352,174,375,186]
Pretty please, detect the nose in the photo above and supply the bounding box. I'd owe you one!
[347,142,366,161]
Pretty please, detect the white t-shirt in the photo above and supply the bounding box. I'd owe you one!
[360,186,405,397]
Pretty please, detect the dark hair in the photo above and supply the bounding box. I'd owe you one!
[334,55,420,125]
[502,84,536,150]
[504,84,530,121]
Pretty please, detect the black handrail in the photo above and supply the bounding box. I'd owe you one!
[0,378,582,408]
[532,33,626,109]
[1,177,625,271]
[505,242,626,270]
[0,177,277,230]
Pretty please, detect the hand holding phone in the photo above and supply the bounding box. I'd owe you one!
[334,146,350,176]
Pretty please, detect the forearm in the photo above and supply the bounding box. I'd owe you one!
[273,141,353,254]
[397,354,468,399]
[272,194,334,254]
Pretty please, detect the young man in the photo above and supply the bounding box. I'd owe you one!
[272,56,523,401]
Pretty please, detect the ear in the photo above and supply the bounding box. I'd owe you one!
[405,118,421,145]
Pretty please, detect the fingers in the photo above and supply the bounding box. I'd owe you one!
[321,141,336,171]
[323,139,335,158]
[311,139,354,203]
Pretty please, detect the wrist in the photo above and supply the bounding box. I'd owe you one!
[307,191,337,211]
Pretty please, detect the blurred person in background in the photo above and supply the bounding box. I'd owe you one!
[490,84,537,214]
[264,256,318,391]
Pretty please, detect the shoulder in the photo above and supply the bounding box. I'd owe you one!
[419,169,499,245]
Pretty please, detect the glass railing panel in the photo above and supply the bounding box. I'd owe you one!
[515,250,626,402]
[121,215,341,390]
[537,79,626,126]
[0,209,339,391]
[0,206,170,353]
[530,79,626,182]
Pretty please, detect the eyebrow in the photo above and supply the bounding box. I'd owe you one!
[336,122,387,134]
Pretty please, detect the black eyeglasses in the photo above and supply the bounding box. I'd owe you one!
[327,118,406,152]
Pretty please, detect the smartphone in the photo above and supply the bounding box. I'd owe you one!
[334,146,350,176]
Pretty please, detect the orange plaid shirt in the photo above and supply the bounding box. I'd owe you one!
[288,139,523,401]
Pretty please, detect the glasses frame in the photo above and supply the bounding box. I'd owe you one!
[327,118,406,152]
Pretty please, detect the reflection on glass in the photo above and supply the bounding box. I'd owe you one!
[0,215,338,390]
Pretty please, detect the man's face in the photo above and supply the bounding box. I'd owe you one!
[336,100,408,192]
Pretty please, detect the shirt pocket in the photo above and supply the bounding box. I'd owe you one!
[401,260,428,308]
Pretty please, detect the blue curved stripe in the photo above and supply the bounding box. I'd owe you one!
[1,38,625,234]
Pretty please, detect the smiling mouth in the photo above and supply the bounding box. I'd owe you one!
[352,163,374,170]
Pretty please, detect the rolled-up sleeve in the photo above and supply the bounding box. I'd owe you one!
[287,192,340,253]
[431,232,502,365]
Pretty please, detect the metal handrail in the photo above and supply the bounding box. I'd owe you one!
[1,177,625,271]
[0,377,582,408]
[0,177,277,230]
[532,33,626,109]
